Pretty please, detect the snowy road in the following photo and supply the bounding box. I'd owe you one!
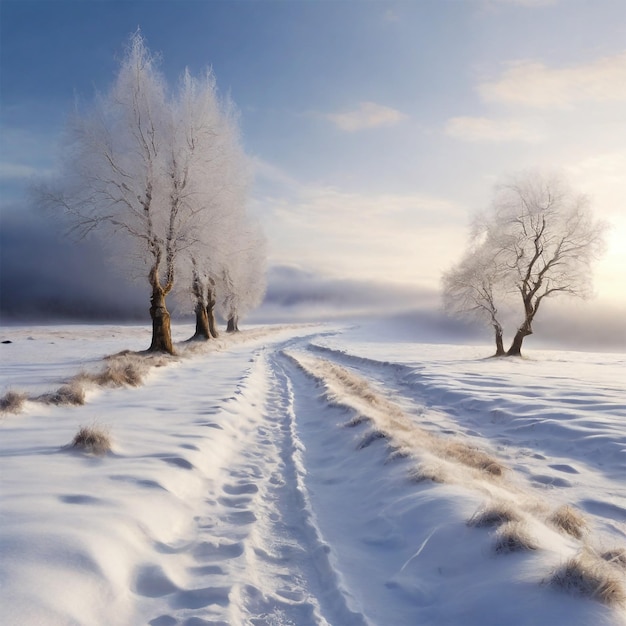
[1,323,625,625]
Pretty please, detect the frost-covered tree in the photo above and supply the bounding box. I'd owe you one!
[218,221,267,333]
[40,34,176,351]
[168,68,234,342]
[39,32,262,353]
[173,80,256,341]
[443,171,607,356]
[442,243,507,356]
[185,259,219,340]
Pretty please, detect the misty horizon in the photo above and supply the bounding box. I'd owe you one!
[2,211,624,353]
[1,1,625,354]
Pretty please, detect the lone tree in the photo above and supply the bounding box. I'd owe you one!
[40,32,254,353]
[443,171,607,356]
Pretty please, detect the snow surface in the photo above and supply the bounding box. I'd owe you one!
[1,321,625,626]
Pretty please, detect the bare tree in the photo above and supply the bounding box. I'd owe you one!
[218,221,267,333]
[168,68,229,342]
[443,171,607,356]
[172,77,256,341]
[442,243,507,356]
[39,32,251,353]
[39,33,175,351]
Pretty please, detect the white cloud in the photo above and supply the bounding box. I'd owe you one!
[445,116,543,143]
[326,102,408,132]
[252,160,466,289]
[479,52,626,108]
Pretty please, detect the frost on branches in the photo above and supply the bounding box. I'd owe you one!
[38,31,266,352]
[443,171,607,357]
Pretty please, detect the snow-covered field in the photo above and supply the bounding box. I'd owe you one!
[1,321,625,626]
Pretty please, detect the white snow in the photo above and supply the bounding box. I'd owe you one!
[1,321,625,625]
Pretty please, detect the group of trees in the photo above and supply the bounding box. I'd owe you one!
[443,171,607,357]
[42,32,265,354]
[39,34,607,359]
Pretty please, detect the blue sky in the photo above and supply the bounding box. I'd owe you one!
[2,0,626,327]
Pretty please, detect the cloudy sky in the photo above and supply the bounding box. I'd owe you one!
[1,0,625,341]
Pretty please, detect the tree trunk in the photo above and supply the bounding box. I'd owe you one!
[507,296,535,357]
[191,301,210,340]
[494,324,505,357]
[149,289,175,354]
[507,326,532,357]
[207,287,219,338]
[226,315,239,333]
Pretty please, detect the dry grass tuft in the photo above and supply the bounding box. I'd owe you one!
[39,383,86,406]
[0,390,28,413]
[549,553,625,606]
[322,362,381,406]
[70,424,112,456]
[468,501,521,528]
[408,462,447,484]
[601,548,626,571]
[549,505,587,539]
[385,446,413,464]
[77,353,159,388]
[344,414,370,428]
[3,349,175,414]
[357,429,388,450]
[493,521,539,554]
[443,441,505,477]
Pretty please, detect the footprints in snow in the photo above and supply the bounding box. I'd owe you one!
[134,474,259,622]
[223,482,259,495]
[136,368,322,625]
[192,540,245,562]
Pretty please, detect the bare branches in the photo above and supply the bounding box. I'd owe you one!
[443,170,608,356]
[39,30,266,348]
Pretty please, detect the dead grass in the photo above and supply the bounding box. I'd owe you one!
[468,501,521,528]
[408,462,447,484]
[441,441,505,477]
[385,446,413,464]
[601,548,626,571]
[357,429,388,450]
[52,351,176,410]
[38,382,86,406]
[296,354,507,479]
[549,505,587,539]
[69,424,112,456]
[2,342,179,415]
[493,521,539,554]
[344,414,370,428]
[549,553,625,606]
[78,352,171,388]
[327,364,380,406]
[0,390,28,414]
[78,362,142,387]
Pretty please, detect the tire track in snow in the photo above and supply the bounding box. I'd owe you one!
[142,344,368,626]
[221,348,368,625]
[257,351,370,626]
